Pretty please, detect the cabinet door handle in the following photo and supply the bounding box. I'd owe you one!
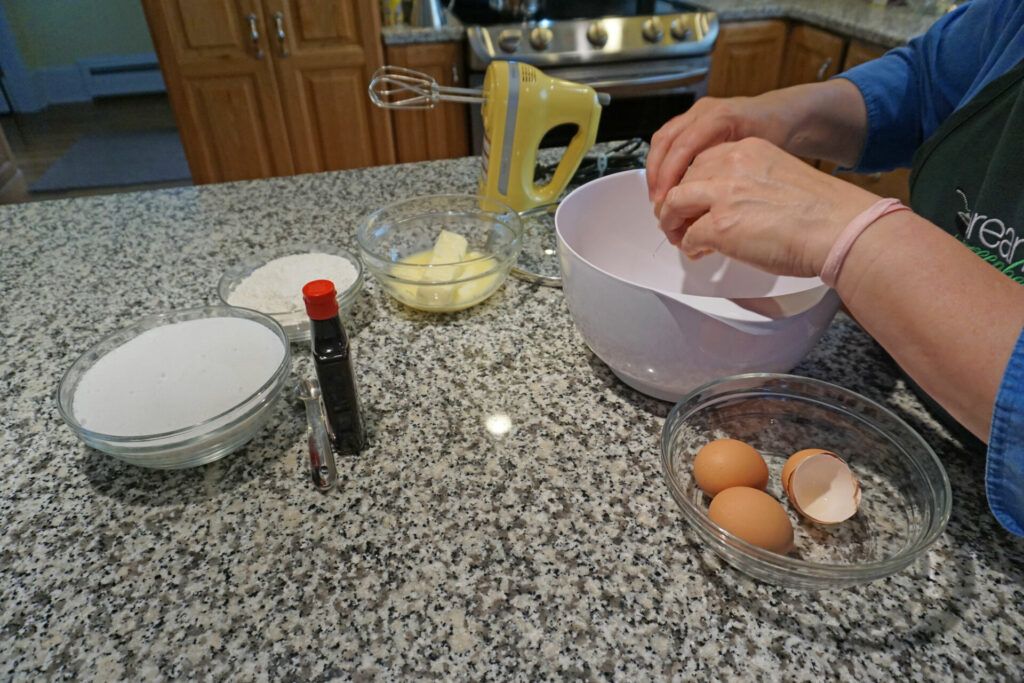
[273,11,289,57]
[246,13,264,60]
[816,57,834,81]
[451,64,459,84]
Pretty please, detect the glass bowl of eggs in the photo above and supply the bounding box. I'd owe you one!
[661,373,951,589]
[357,194,523,313]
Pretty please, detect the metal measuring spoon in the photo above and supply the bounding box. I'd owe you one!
[296,377,337,492]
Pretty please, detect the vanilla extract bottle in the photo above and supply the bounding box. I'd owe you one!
[302,279,366,454]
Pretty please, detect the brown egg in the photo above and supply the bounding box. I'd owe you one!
[708,487,795,554]
[692,438,769,497]
[781,448,831,497]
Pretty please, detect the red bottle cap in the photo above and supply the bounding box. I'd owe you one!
[302,279,339,320]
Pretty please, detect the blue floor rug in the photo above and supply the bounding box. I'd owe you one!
[31,129,192,192]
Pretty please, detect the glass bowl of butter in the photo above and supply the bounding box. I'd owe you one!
[357,194,523,312]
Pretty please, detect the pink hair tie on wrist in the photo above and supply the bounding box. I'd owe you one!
[820,198,910,288]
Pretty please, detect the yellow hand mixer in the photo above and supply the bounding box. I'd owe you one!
[369,62,610,212]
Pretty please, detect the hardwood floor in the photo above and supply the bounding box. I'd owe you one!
[0,94,192,203]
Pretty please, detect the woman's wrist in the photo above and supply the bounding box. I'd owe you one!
[832,210,918,303]
[819,199,910,287]
[802,186,885,278]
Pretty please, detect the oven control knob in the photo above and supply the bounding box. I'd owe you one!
[529,26,553,50]
[498,29,522,53]
[586,22,609,48]
[642,18,665,43]
[670,18,692,41]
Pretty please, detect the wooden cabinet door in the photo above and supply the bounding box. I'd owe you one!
[385,42,470,163]
[263,0,395,173]
[779,25,845,88]
[843,39,887,71]
[142,0,295,183]
[818,39,910,203]
[707,21,787,98]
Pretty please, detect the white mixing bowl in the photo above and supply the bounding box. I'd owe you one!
[556,169,840,401]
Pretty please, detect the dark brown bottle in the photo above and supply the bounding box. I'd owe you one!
[302,279,366,454]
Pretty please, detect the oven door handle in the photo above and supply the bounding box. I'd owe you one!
[584,66,709,98]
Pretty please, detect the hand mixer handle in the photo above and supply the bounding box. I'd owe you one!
[529,83,604,206]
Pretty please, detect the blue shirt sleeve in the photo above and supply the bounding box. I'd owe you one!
[837,0,1024,172]
[986,326,1024,537]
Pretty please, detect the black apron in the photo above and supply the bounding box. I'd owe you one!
[910,58,1024,269]
[904,58,1024,445]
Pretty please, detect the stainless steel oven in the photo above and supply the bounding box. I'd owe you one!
[458,2,718,152]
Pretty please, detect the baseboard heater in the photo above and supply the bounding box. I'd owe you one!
[78,53,166,98]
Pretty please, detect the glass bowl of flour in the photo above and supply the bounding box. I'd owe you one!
[57,306,291,469]
[218,244,364,343]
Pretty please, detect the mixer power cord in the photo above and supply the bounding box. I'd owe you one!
[534,138,647,190]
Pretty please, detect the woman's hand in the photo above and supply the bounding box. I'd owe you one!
[646,96,787,205]
[645,80,870,206]
[656,138,880,277]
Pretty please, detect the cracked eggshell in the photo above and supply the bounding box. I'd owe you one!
[786,451,862,525]
[781,448,831,497]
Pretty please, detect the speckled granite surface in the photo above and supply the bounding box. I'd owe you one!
[698,0,945,47]
[383,0,946,47]
[2,157,1023,680]
[382,10,464,44]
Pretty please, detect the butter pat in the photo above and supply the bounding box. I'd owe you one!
[387,228,503,312]
[423,230,468,285]
[430,230,468,265]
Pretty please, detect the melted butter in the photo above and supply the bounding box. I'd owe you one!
[389,249,503,312]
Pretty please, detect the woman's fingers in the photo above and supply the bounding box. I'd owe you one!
[657,180,719,244]
[678,212,722,258]
[650,119,733,206]
[646,112,696,200]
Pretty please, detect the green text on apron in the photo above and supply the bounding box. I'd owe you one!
[910,59,1024,277]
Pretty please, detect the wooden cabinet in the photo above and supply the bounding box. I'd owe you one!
[269,0,395,173]
[843,39,887,72]
[708,21,787,98]
[0,123,28,204]
[818,39,910,203]
[143,0,394,184]
[385,42,470,163]
[779,25,845,88]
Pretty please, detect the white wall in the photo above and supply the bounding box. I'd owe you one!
[0,0,164,111]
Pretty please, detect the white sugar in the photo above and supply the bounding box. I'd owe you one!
[228,252,358,314]
[72,317,286,436]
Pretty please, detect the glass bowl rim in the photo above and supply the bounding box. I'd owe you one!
[56,305,291,444]
[217,243,364,318]
[511,202,563,287]
[660,372,953,582]
[356,193,524,268]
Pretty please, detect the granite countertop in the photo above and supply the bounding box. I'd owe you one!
[2,157,1023,680]
[382,12,466,45]
[698,0,945,47]
[382,0,946,48]
[382,10,465,45]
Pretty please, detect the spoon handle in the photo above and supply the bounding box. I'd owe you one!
[300,378,337,492]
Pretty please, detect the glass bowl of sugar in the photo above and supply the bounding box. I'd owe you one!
[57,306,291,469]
[218,243,364,343]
